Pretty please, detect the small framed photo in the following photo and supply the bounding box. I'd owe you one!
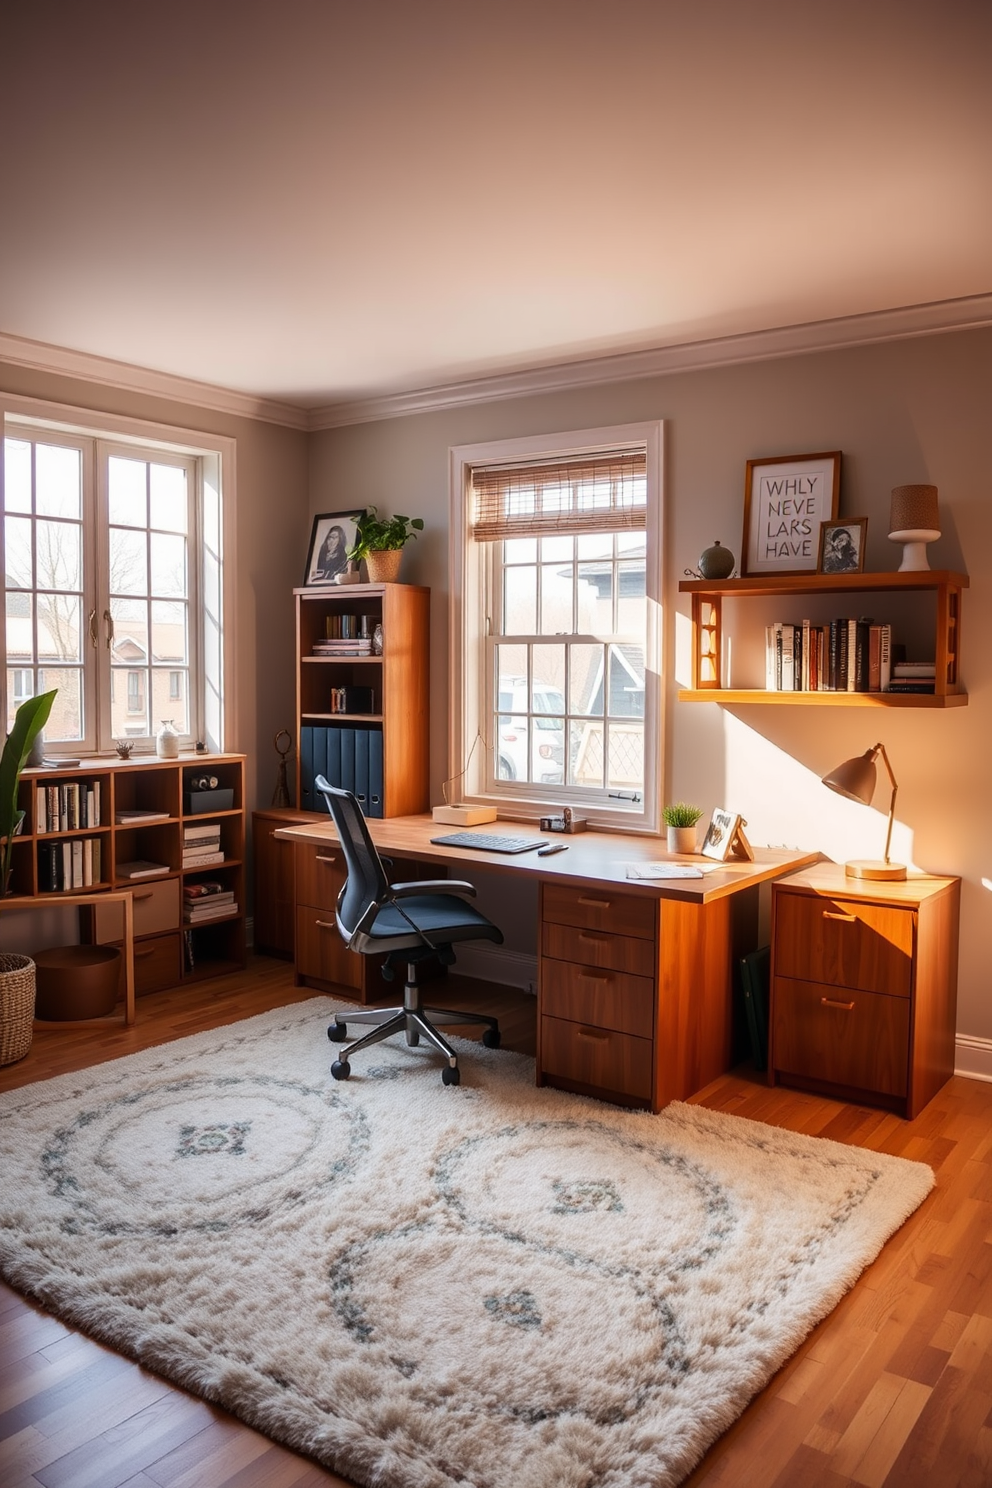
[700,807,753,862]
[817,517,867,575]
[741,451,841,577]
[304,510,365,586]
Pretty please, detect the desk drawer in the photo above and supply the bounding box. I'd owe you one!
[543,884,656,941]
[132,931,182,995]
[774,890,914,997]
[542,958,654,1037]
[772,974,909,1097]
[541,1014,653,1101]
[296,842,346,911]
[542,921,655,977]
[296,905,362,989]
[129,876,180,937]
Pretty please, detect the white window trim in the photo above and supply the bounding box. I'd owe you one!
[448,420,664,834]
[1,391,237,754]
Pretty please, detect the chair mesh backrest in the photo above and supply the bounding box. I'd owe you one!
[314,777,390,938]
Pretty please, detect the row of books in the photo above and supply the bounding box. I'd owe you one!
[183,880,237,924]
[312,638,373,656]
[300,724,384,817]
[36,780,102,833]
[324,613,372,640]
[38,837,103,891]
[763,620,938,694]
[182,820,224,869]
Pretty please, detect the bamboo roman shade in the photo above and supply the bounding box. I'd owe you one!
[470,449,647,540]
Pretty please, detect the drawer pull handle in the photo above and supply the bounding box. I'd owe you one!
[577,1027,610,1042]
[315,919,336,929]
[578,896,611,909]
[578,932,607,944]
[132,891,154,902]
[822,911,857,923]
[578,971,611,983]
[316,854,337,865]
[820,997,855,1011]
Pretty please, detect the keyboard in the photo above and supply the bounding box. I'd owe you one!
[430,831,548,854]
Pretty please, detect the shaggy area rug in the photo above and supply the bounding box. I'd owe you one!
[0,998,933,1488]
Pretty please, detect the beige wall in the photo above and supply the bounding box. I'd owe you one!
[309,326,992,1053]
[0,361,309,814]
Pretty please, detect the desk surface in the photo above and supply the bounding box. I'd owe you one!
[275,814,819,903]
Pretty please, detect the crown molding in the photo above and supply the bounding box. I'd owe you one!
[0,331,309,430]
[308,292,992,430]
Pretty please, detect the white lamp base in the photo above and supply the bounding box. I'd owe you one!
[889,528,940,572]
[844,858,907,881]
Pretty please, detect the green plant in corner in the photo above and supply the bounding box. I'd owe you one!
[0,691,57,897]
[662,801,704,829]
[348,507,424,561]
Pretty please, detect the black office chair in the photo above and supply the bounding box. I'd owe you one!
[314,777,504,1086]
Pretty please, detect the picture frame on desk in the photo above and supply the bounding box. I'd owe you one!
[700,808,754,862]
[304,510,366,586]
[741,451,840,577]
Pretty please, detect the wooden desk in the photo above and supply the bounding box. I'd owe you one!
[275,816,817,1111]
[0,889,136,1026]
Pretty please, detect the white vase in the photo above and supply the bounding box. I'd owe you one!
[155,719,179,759]
[667,825,697,854]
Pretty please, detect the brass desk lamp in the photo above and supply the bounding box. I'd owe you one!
[821,742,907,881]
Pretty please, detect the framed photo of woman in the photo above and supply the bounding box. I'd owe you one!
[304,510,365,585]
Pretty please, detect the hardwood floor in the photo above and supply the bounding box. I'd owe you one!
[1,956,990,1487]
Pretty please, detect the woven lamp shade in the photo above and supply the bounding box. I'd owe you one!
[889,484,939,535]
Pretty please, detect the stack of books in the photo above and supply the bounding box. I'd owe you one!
[312,637,372,657]
[886,661,937,694]
[182,821,224,868]
[183,880,237,924]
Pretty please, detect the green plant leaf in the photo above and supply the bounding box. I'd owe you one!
[0,691,57,892]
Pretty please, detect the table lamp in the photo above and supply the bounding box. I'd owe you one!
[821,742,907,880]
[889,484,940,572]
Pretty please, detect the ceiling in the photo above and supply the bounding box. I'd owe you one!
[2,0,989,417]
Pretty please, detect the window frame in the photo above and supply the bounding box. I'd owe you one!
[448,421,664,833]
[1,392,237,757]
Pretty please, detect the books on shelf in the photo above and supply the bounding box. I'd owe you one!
[36,779,102,834]
[37,837,103,891]
[184,901,238,923]
[762,619,894,694]
[183,880,229,900]
[117,859,171,879]
[183,821,222,840]
[115,808,170,824]
[182,851,225,868]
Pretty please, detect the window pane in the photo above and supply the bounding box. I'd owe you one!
[37,594,82,663]
[496,713,528,781]
[531,645,565,708]
[110,528,148,595]
[503,537,536,564]
[571,720,604,788]
[150,463,188,533]
[6,593,32,664]
[569,643,604,716]
[502,563,536,634]
[608,645,645,718]
[616,555,647,633]
[576,556,613,631]
[151,672,188,734]
[36,445,81,519]
[4,440,32,513]
[540,535,572,562]
[37,519,81,592]
[150,533,187,599]
[108,456,148,526]
[36,667,82,741]
[4,515,32,588]
[608,722,643,792]
[111,597,149,664]
[114,666,149,736]
[152,600,188,665]
[539,561,572,634]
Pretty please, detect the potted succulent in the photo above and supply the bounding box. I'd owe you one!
[663,801,703,854]
[1,690,57,897]
[348,507,424,584]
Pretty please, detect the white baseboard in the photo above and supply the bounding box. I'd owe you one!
[955,1035,992,1084]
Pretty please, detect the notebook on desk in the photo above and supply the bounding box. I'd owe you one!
[429,831,548,854]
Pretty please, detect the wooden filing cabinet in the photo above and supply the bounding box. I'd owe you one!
[537,879,759,1111]
[252,808,310,958]
[768,864,960,1118]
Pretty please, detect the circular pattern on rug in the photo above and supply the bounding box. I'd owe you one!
[42,1074,366,1237]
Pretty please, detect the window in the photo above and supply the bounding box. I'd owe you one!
[2,396,233,756]
[449,423,663,831]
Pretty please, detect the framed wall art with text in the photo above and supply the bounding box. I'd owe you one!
[741,451,841,577]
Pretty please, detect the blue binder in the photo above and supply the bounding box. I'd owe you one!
[300,725,314,811]
[368,729,384,818]
[339,728,356,794]
[325,725,342,791]
[354,728,369,814]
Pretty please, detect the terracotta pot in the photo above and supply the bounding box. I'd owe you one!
[364,549,403,584]
[667,826,697,854]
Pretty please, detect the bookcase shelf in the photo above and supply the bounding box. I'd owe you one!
[677,570,968,707]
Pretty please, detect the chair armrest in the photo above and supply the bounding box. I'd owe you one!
[389,879,477,899]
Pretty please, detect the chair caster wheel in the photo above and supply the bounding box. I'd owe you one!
[327,1023,348,1042]
[331,1059,351,1080]
[482,1028,501,1049]
[442,1065,460,1087]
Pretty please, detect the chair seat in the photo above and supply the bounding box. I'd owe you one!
[367,894,503,948]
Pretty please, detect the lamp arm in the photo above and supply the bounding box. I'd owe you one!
[873,742,899,864]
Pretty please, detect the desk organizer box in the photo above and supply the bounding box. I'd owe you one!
[185,788,234,814]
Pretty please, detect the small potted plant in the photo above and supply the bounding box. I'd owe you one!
[348,507,424,584]
[663,801,703,854]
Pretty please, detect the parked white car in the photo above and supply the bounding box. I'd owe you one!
[497,679,565,784]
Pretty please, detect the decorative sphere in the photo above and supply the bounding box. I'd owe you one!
[698,540,735,579]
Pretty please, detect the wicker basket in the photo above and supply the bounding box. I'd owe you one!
[0,953,36,1065]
